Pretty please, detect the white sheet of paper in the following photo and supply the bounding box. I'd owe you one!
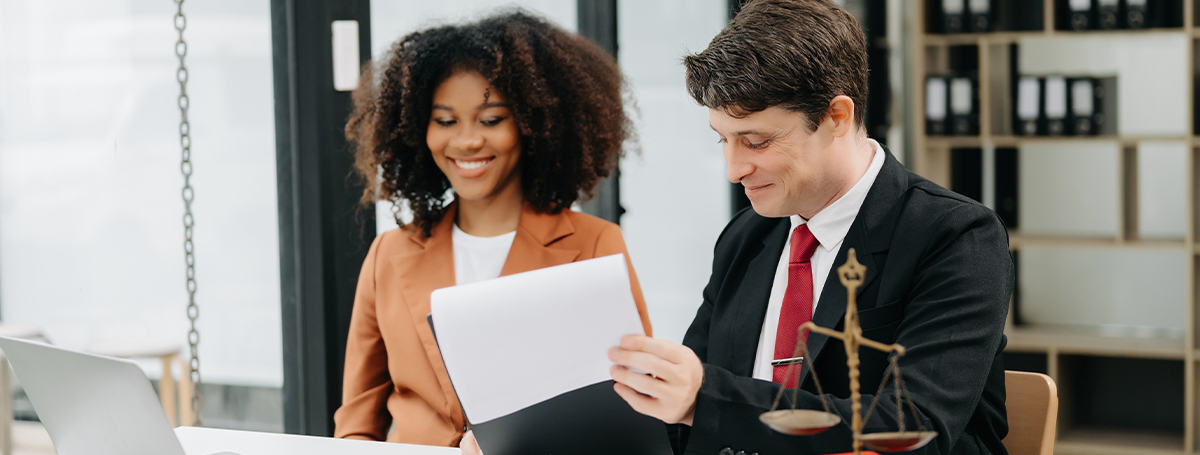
[430,254,645,424]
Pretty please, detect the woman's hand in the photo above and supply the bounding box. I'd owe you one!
[459,430,483,455]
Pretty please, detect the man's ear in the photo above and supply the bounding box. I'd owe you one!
[826,95,856,138]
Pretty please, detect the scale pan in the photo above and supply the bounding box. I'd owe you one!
[856,431,938,452]
[759,410,841,436]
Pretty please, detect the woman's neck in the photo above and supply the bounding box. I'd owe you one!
[455,178,524,237]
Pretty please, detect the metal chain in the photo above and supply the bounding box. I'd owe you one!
[174,0,203,427]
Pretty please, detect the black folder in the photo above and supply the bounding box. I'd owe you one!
[950,148,983,203]
[427,315,672,455]
[926,76,949,135]
[1043,76,1068,136]
[943,0,966,33]
[1068,78,1099,135]
[1068,0,1094,30]
[1096,77,1118,134]
[995,148,1019,229]
[949,75,979,135]
[1014,76,1042,136]
[968,0,992,32]
[1124,0,1149,28]
[1098,0,1120,29]
[470,381,671,455]
[996,0,1045,31]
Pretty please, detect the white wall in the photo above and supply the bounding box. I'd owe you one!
[0,0,281,386]
[1020,248,1187,335]
[370,1,577,235]
[617,0,730,343]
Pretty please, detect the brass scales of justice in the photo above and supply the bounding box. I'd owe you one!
[758,248,937,455]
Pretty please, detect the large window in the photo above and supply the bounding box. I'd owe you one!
[0,0,281,429]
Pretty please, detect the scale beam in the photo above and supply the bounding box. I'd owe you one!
[798,323,906,357]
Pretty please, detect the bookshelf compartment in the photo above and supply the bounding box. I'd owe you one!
[1060,355,1185,436]
[1016,247,1187,334]
[1053,0,1185,32]
[1138,141,1190,240]
[923,0,1045,34]
[1019,142,1120,237]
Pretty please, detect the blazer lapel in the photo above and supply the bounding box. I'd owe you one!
[726,218,791,377]
[391,204,462,421]
[499,204,580,276]
[800,148,906,386]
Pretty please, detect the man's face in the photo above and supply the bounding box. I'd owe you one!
[711,106,837,219]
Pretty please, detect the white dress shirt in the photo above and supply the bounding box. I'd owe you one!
[451,224,517,286]
[750,140,886,381]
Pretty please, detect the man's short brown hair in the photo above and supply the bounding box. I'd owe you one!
[684,0,868,130]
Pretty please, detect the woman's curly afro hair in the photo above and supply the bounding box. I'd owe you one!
[346,10,632,237]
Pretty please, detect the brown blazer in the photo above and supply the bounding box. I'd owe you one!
[333,202,653,446]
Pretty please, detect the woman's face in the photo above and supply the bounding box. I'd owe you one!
[427,70,522,204]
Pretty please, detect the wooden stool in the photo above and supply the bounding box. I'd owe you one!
[87,340,194,427]
[0,323,47,455]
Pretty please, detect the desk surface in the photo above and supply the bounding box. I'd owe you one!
[175,427,461,455]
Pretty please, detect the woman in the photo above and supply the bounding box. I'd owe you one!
[333,10,652,450]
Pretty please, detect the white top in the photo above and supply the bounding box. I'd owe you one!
[750,140,886,381]
[451,224,516,286]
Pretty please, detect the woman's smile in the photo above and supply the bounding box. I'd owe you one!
[449,156,495,176]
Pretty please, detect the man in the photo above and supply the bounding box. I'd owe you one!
[607,1,1013,454]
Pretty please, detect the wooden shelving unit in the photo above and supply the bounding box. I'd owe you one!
[910,1,1197,453]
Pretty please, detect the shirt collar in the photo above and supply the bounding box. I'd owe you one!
[792,139,886,252]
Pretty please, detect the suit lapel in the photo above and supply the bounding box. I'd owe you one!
[727,219,791,377]
[799,148,906,386]
[800,220,878,386]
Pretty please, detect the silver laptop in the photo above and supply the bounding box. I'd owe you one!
[0,336,239,455]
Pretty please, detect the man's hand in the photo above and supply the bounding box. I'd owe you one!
[608,335,704,426]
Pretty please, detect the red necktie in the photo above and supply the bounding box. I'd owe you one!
[772,224,820,386]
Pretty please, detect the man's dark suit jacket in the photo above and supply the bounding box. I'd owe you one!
[674,148,1013,455]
